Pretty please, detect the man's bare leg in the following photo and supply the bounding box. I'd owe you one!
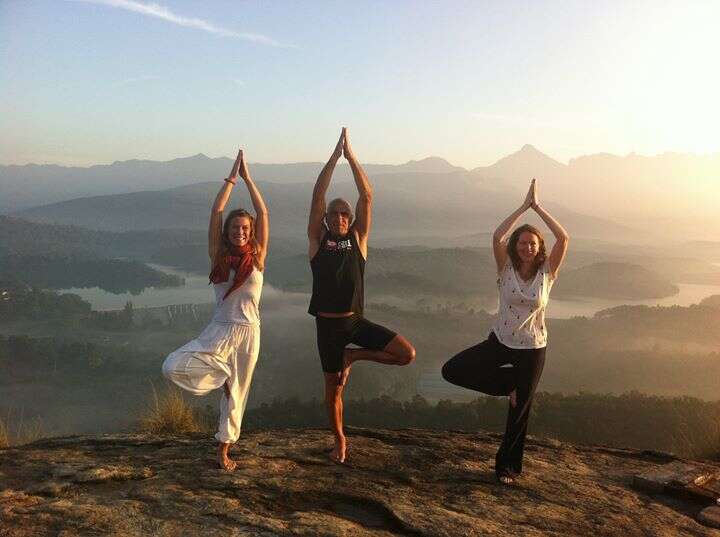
[324,372,347,463]
[341,335,416,386]
[216,382,237,470]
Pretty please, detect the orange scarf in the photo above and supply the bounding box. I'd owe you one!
[209,243,254,300]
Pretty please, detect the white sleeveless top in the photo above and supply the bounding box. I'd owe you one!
[211,267,263,325]
[492,260,554,349]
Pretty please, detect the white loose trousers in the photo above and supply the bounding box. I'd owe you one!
[162,321,259,443]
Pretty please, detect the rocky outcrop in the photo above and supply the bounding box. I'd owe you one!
[1,428,719,536]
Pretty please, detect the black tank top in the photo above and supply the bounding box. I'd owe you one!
[308,228,365,316]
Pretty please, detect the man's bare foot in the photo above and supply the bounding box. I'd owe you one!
[509,389,517,408]
[329,436,347,464]
[340,349,355,387]
[217,443,237,471]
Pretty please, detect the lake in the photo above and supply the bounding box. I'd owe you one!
[58,265,720,319]
[547,283,720,318]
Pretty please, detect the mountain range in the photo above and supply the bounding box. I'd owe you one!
[0,154,462,213]
[13,173,635,242]
[4,144,719,240]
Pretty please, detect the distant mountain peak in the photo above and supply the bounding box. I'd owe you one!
[514,144,551,158]
[405,156,450,165]
[398,156,463,173]
[489,144,564,169]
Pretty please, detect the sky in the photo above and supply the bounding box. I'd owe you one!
[1,0,719,168]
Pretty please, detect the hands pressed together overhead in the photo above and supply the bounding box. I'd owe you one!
[331,127,356,162]
[227,149,250,184]
[522,178,539,211]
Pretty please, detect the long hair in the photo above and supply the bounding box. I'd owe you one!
[506,224,547,276]
[219,208,256,258]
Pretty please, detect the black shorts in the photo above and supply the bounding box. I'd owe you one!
[315,314,397,373]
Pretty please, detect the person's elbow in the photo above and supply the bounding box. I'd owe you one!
[360,187,373,204]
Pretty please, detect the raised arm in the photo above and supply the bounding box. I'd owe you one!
[209,150,243,263]
[530,181,569,279]
[343,129,372,257]
[238,150,269,270]
[308,129,344,258]
[492,180,534,272]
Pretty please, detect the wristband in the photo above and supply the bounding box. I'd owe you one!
[224,178,237,185]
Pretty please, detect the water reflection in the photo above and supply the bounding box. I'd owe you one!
[58,265,720,319]
[547,283,720,318]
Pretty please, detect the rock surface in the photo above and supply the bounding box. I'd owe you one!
[699,507,720,529]
[1,428,719,536]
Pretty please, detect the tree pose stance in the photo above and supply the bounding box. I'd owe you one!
[442,179,569,485]
[308,128,416,464]
[162,149,268,471]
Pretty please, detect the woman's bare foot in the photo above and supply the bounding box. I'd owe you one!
[217,443,237,471]
[496,471,518,486]
[509,389,517,408]
[329,435,347,464]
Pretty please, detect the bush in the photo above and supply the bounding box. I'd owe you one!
[0,413,46,447]
[139,384,208,434]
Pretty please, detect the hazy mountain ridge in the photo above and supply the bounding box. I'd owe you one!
[4,146,719,236]
[14,172,637,241]
[472,144,568,181]
[0,154,462,213]
[471,145,720,225]
[0,215,207,259]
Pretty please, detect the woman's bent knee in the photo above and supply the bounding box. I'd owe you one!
[161,352,184,383]
[161,354,176,380]
[441,359,455,383]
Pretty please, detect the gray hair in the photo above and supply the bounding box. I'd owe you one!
[326,198,354,224]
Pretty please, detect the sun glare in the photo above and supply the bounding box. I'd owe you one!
[615,3,720,155]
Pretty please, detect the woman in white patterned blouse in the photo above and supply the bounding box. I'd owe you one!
[442,179,569,485]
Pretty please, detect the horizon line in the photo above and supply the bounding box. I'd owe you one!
[3,145,720,171]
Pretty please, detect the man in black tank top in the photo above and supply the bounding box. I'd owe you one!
[308,128,417,464]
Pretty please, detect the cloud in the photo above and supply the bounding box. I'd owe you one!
[114,75,161,86]
[75,0,290,47]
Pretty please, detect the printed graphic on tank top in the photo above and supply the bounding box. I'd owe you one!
[323,237,353,252]
[492,260,554,349]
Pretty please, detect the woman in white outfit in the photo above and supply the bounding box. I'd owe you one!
[162,149,268,471]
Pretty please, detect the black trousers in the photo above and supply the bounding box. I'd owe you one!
[441,331,546,475]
